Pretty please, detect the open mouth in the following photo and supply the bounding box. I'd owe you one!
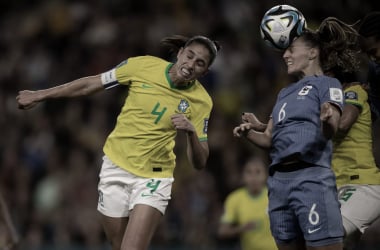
[286,60,293,66]
[180,67,193,79]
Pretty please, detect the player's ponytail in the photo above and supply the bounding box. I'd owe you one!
[317,17,360,77]
[160,35,189,55]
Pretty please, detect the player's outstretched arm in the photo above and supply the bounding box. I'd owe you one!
[16,75,103,110]
[233,118,273,149]
[320,102,341,139]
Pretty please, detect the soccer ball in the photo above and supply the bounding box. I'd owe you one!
[260,5,307,50]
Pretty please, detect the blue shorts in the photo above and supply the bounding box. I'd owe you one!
[267,165,344,247]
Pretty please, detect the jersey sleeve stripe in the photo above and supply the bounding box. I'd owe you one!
[103,81,119,89]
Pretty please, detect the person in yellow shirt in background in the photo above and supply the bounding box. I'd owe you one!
[218,157,277,250]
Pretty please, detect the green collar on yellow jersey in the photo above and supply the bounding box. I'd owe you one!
[165,63,195,90]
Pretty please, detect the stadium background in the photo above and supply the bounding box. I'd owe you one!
[1,0,379,249]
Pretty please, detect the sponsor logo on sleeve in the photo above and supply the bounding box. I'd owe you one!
[203,118,209,134]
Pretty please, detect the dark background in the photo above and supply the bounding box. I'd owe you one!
[1,0,379,249]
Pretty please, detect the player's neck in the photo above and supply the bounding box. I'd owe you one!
[168,65,194,87]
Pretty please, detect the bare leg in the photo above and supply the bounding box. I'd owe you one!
[98,212,129,250]
[121,204,162,250]
[359,216,380,249]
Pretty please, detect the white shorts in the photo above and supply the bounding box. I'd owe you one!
[338,184,380,234]
[97,156,174,218]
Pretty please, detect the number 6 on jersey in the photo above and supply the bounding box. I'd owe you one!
[278,102,287,122]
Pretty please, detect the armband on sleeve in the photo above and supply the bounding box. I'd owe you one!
[101,69,119,89]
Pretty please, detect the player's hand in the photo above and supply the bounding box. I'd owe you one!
[242,112,266,131]
[233,123,252,138]
[320,102,333,122]
[171,114,195,133]
[16,90,40,110]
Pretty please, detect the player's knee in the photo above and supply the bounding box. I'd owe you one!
[98,214,127,250]
[103,229,123,250]
[110,236,123,250]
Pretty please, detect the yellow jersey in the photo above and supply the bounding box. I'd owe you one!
[102,56,212,178]
[221,187,277,250]
[332,84,380,186]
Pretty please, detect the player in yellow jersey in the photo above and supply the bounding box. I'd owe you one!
[218,157,277,250]
[331,79,380,246]
[16,35,220,250]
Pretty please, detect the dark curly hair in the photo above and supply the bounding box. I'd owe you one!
[318,17,360,75]
[300,17,360,81]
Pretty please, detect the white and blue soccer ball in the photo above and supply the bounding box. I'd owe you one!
[260,5,307,50]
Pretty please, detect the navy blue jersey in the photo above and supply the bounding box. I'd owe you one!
[368,61,380,120]
[270,75,343,168]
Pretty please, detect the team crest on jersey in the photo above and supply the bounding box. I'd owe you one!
[178,99,190,113]
[330,88,343,103]
[298,85,313,96]
[345,91,358,100]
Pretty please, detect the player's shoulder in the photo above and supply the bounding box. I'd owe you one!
[310,75,341,87]
[345,84,368,103]
[345,84,367,95]
[193,80,213,105]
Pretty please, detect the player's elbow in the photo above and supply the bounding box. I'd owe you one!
[76,75,104,96]
[337,121,352,135]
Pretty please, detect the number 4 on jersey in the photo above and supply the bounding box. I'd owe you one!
[151,102,167,124]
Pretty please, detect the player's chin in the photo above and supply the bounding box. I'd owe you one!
[185,72,197,80]
[286,67,295,75]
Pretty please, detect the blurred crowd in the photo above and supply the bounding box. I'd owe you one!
[1,0,379,249]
